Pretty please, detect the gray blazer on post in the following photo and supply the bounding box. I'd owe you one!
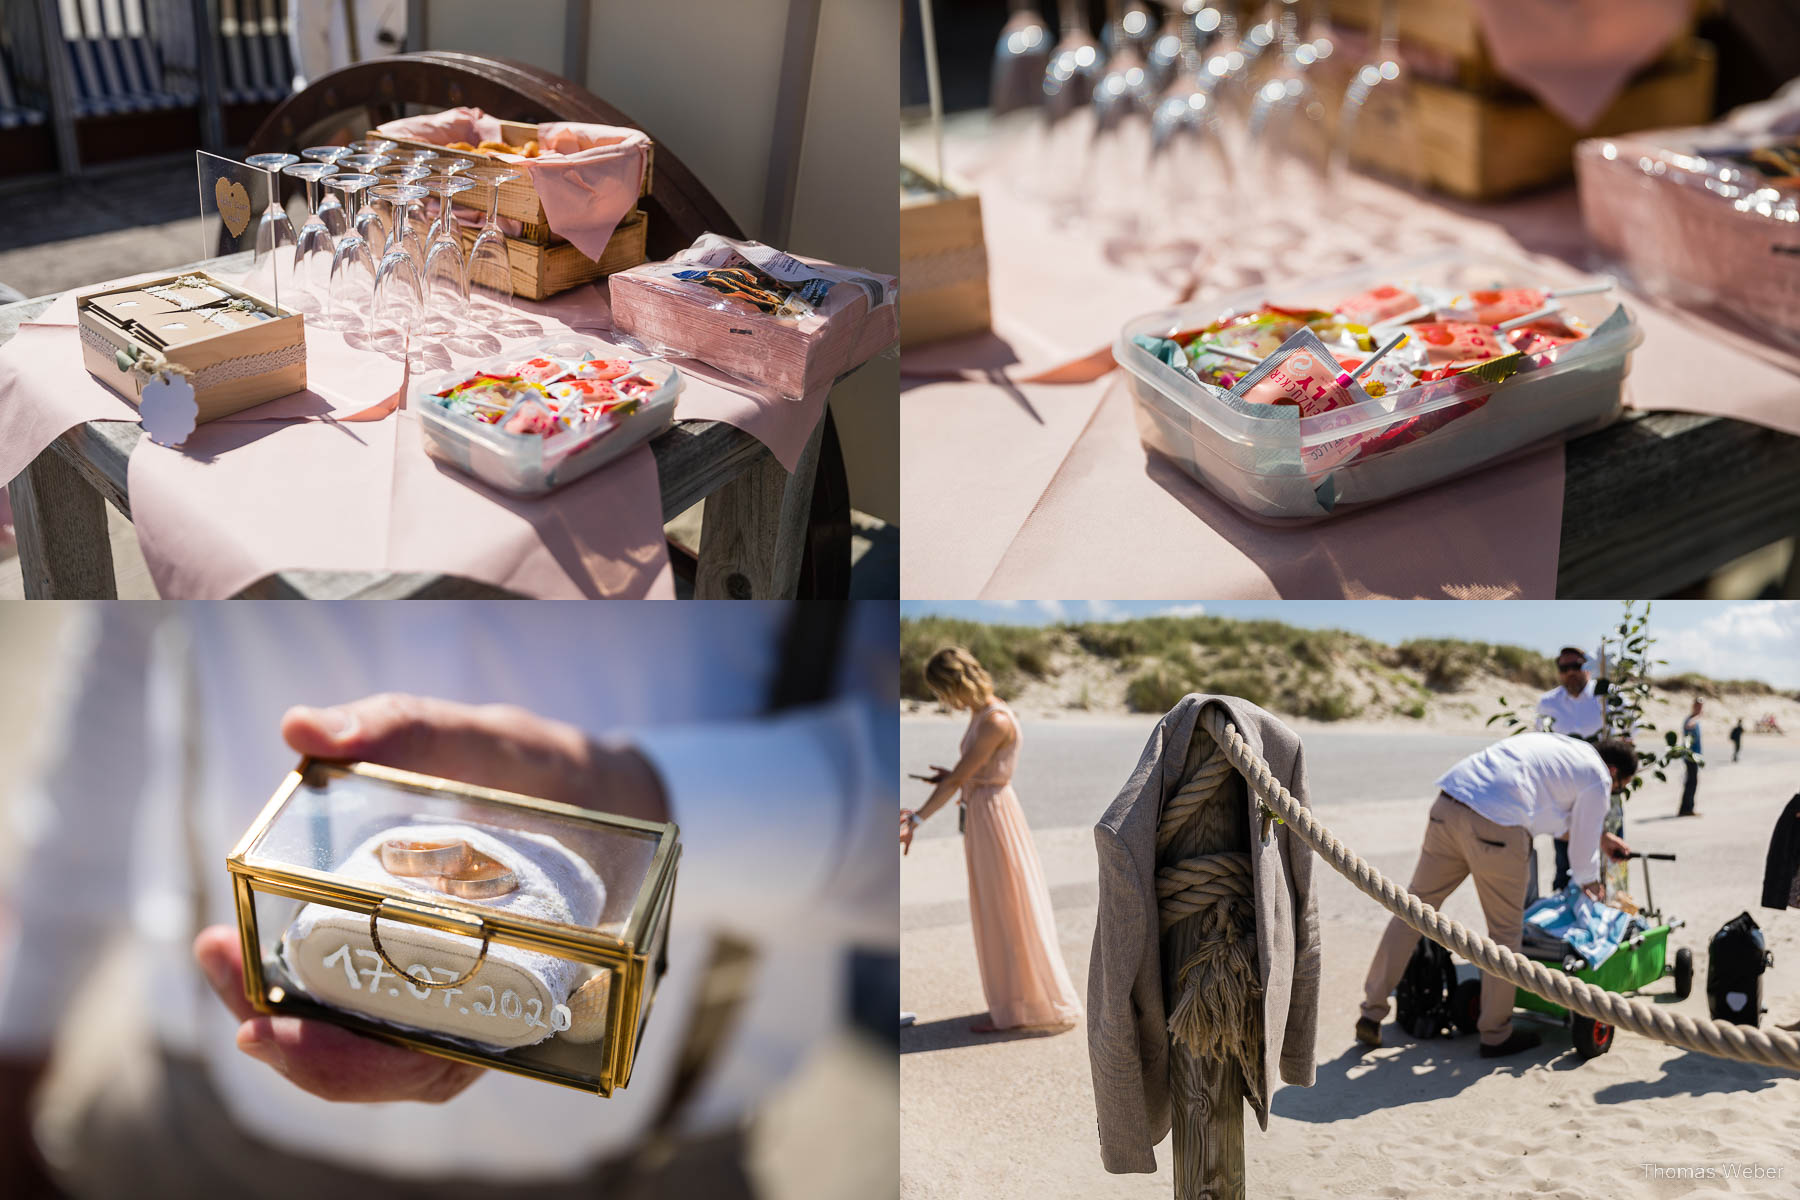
[1087,695,1322,1174]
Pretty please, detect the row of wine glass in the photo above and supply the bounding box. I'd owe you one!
[244,138,522,338]
[986,0,1419,228]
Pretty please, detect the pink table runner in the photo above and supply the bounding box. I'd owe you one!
[0,268,826,597]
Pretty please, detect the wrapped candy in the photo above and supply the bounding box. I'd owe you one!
[502,399,565,438]
[567,355,632,382]
[502,357,578,386]
[1334,283,1429,326]
[1407,321,1510,371]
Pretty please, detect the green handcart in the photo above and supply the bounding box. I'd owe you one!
[1449,853,1692,1059]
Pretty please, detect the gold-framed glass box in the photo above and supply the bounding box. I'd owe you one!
[227,759,680,1095]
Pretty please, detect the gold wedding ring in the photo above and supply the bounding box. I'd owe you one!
[379,838,519,899]
[433,854,520,899]
[380,838,473,876]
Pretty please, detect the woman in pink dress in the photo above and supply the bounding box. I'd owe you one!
[900,647,1080,1033]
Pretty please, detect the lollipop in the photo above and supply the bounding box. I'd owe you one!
[1334,283,1430,326]
[1407,321,1509,371]
[502,356,576,385]
[567,355,632,382]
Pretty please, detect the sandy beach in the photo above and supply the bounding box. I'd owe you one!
[900,712,1800,1199]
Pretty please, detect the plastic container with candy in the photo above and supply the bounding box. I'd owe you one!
[414,336,681,497]
[1115,251,1643,523]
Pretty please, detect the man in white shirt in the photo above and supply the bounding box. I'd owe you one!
[1535,646,1608,891]
[0,603,897,1198]
[1356,733,1636,1059]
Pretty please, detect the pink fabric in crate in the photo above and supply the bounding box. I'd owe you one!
[1469,0,1690,129]
[376,107,648,259]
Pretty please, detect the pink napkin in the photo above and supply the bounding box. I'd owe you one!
[1469,0,1691,129]
[900,373,1113,598]
[376,107,648,259]
[126,412,674,599]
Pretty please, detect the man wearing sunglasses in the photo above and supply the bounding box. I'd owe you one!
[1536,647,1610,890]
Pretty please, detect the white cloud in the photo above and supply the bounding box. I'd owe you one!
[1656,602,1800,688]
[1156,603,1208,618]
[1034,600,1068,621]
[1086,599,1122,621]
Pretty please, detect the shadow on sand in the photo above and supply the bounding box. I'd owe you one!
[1273,1025,1568,1123]
[1591,1049,1790,1104]
[900,1013,1075,1055]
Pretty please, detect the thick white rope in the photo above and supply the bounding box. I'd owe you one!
[1199,707,1800,1072]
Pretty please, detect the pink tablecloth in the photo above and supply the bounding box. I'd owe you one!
[899,121,1800,599]
[0,269,827,597]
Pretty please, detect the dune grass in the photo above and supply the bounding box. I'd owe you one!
[901,616,1789,719]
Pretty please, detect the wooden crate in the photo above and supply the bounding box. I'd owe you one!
[460,208,649,301]
[76,273,305,423]
[899,158,990,348]
[1344,40,1716,200]
[370,118,654,243]
[1327,0,1707,93]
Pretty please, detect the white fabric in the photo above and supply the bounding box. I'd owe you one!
[282,820,603,1049]
[1435,733,1612,886]
[0,603,898,1181]
[1535,679,1605,738]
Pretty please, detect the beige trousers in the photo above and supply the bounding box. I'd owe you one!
[1360,793,1531,1046]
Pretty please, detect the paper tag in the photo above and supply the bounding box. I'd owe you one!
[215,176,253,238]
[140,373,198,447]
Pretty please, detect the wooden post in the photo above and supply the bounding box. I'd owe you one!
[1161,727,1253,1200]
[10,448,118,599]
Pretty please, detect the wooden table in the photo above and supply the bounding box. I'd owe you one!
[1,260,828,600]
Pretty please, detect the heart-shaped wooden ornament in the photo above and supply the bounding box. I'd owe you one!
[215,177,252,238]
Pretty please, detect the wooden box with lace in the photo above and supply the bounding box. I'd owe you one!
[900,156,990,348]
[75,272,305,424]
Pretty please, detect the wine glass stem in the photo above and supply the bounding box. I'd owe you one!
[486,184,501,229]
[305,179,318,214]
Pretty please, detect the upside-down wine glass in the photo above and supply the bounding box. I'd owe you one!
[419,174,476,334]
[302,145,352,236]
[424,157,476,240]
[245,152,298,291]
[324,172,381,324]
[374,162,432,271]
[1244,0,1334,219]
[1149,3,1235,223]
[1037,0,1104,205]
[284,160,340,301]
[1331,0,1425,203]
[1089,0,1159,231]
[991,1,1052,116]
[465,165,521,313]
[338,153,393,246]
[370,182,429,340]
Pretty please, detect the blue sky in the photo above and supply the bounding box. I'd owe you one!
[899,600,1800,689]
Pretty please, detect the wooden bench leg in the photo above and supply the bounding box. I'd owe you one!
[9,448,119,599]
[695,416,827,600]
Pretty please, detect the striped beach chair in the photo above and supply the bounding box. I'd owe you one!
[58,0,196,117]
[0,42,49,129]
[0,1,50,129]
[216,0,293,105]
